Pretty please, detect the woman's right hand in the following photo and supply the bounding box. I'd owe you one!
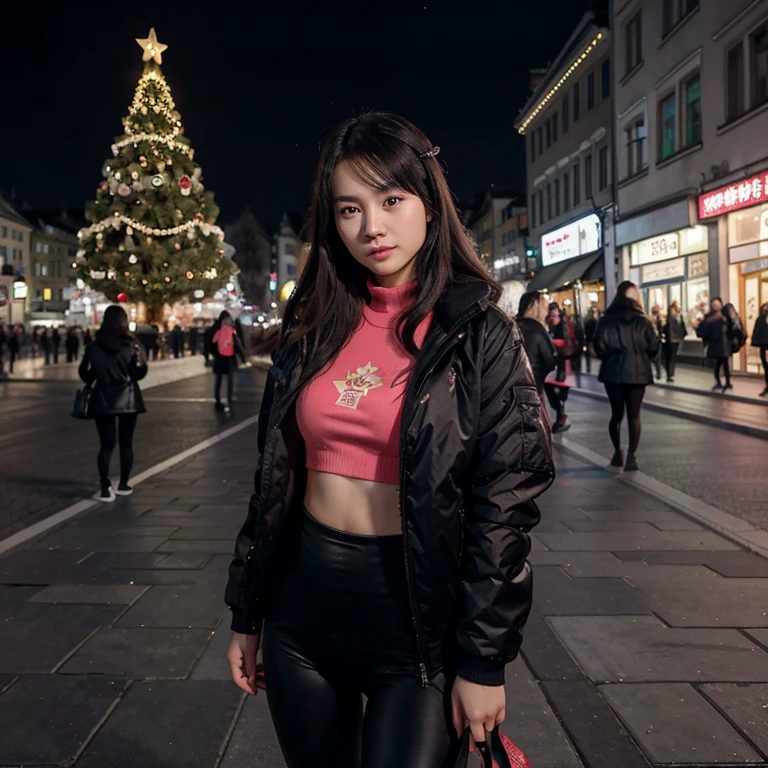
[227,632,264,695]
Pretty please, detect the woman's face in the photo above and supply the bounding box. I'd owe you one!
[331,160,430,288]
[711,299,723,312]
[548,308,561,325]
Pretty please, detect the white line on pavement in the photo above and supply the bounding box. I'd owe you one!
[556,436,768,560]
[0,414,259,555]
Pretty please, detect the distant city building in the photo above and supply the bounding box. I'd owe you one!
[0,195,33,325]
[274,211,305,305]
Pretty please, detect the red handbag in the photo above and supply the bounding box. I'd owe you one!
[455,726,531,768]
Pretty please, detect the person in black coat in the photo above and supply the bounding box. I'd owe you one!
[583,306,599,373]
[40,327,51,365]
[7,326,19,373]
[650,306,664,380]
[51,327,61,364]
[171,324,184,358]
[78,305,148,502]
[65,327,80,363]
[516,292,558,396]
[751,302,768,397]
[593,281,659,472]
[696,298,731,391]
[662,301,687,382]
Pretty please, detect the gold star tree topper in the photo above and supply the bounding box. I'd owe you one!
[136,28,168,65]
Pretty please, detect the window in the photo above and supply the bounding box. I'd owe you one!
[728,43,745,121]
[35,262,41,276]
[0,245,6,258]
[563,94,570,132]
[537,127,543,156]
[530,195,536,229]
[585,155,593,199]
[626,117,647,177]
[284,242,294,256]
[530,133,536,163]
[36,242,42,253]
[573,162,581,206]
[573,82,581,121]
[625,12,642,76]
[684,74,701,146]
[41,262,48,276]
[751,22,768,108]
[547,184,552,220]
[552,111,558,143]
[563,172,570,211]
[663,0,699,37]
[545,119,552,149]
[587,72,596,110]
[598,146,609,191]
[660,92,676,159]
[43,288,52,301]
[0,227,6,238]
[601,57,611,99]
[554,179,560,217]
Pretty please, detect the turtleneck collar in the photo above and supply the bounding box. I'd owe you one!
[363,275,419,329]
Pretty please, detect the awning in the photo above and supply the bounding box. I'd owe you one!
[526,251,604,292]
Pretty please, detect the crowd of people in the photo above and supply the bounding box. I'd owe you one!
[0,322,93,376]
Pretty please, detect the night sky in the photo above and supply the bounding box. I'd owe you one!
[2,1,591,231]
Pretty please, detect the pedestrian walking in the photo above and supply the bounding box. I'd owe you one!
[7,326,20,373]
[51,327,61,364]
[650,305,664,381]
[212,311,246,411]
[77,305,147,502]
[32,328,40,359]
[543,303,574,433]
[593,280,659,472]
[225,111,554,768]
[188,325,199,356]
[65,327,80,363]
[517,291,557,434]
[583,306,599,373]
[751,302,768,397]
[83,327,93,346]
[569,312,586,378]
[696,298,732,392]
[171,324,184,358]
[662,301,686,382]
[40,328,51,365]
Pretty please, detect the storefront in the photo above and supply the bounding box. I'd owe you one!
[698,168,768,374]
[528,212,606,315]
[627,225,710,337]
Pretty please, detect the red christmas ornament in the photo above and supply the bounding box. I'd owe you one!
[117,292,128,303]
[179,175,191,191]
[194,213,203,222]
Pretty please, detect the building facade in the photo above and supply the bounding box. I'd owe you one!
[515,8,615,316]
[274,211,304,306]
[612,0,768,372]
[0,196,33,325]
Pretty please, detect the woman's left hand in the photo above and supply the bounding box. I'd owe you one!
[451,675,506,752]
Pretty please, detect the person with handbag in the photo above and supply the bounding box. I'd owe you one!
[77,304,147,502]
[224,111,554,768]
[593,281,659,472]
[543,304,573,434]
[695,298,732,392]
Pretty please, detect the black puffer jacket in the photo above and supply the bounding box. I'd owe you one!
[664,313,687,344]
[696,310,728,359]
[593,299,660,385]
[517,316,557,393]
[78,335,147,416]
[752,311,768,347]
[225,281,555,687]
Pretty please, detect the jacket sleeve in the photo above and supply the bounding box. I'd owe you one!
[78,346,95,384]
[225,364,277,634]
[541,329,558,375]
[644,318,660,359]
[592,318,614,359]
[456,314,555,686]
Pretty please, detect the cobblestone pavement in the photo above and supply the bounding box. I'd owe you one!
[1,373,767,766]
[560,392,768,532]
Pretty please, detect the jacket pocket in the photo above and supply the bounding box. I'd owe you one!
[516,385,553,474]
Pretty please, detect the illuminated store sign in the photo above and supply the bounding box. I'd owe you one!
[699,169,768,220]
[541,213,601,267]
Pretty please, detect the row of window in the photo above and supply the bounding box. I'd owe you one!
[530,147,609,229]
[35,242,76,256]
[501,230,519,247]
[624,2,700,78]
[0,226,25,242]
[0,245,25,261]
[34,261,65,277]
[529,57,610,163]
[727,22,768,122]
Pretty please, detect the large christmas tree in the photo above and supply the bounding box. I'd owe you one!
[76,28,234,323]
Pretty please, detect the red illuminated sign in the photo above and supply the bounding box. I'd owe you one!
[698,170,768,220]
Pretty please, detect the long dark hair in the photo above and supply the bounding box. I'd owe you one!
[607,280,645,315]
[282,110,500,393]
[97,305,129,350]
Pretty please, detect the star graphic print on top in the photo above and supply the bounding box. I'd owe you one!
[296,276,433,484]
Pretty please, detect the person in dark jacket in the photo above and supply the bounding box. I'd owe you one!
[7,326,20,373]
[83,327,93,346]
[662,301,686,382]
[545,303,573,433]
[188,324,199,356]
[65,327,80,363]
[51,327,61,364]
[171,324,184,358]
[212,311,247,411]
[751,302,768,397]
[40,327,51,365]
[517,292,557,395]
[224,112,555,767]
[584,306,599,373]
[78,305,147,502]
[593,280,659,472]
[650,305,664,380]
[696,297,731,391]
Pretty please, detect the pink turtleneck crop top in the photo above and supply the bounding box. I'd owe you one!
[295,277,433,484]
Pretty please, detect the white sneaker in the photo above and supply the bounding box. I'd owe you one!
[114,485,134,496]
[93,488,116,503]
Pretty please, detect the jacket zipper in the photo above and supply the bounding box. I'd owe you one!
[398,308,481,688]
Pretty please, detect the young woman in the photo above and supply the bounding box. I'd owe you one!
[78,305,147,501]
[662,301,686,382]
[224,112,554,767]
[696,298,731,392]
[212,310,247,411]
[593,281,659,472]
[543,304,573,433]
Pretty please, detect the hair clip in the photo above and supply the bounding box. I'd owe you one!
[419,146,441,159]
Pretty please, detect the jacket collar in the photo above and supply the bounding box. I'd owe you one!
[433,280,492,334]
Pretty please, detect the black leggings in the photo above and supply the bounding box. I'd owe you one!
[94,414,138,488]
[761,346,768,386]
[714,357,731,387]
[604,384,645,457]
[261,507,457,768]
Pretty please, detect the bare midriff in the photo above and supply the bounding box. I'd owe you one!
[303,469,402,536]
